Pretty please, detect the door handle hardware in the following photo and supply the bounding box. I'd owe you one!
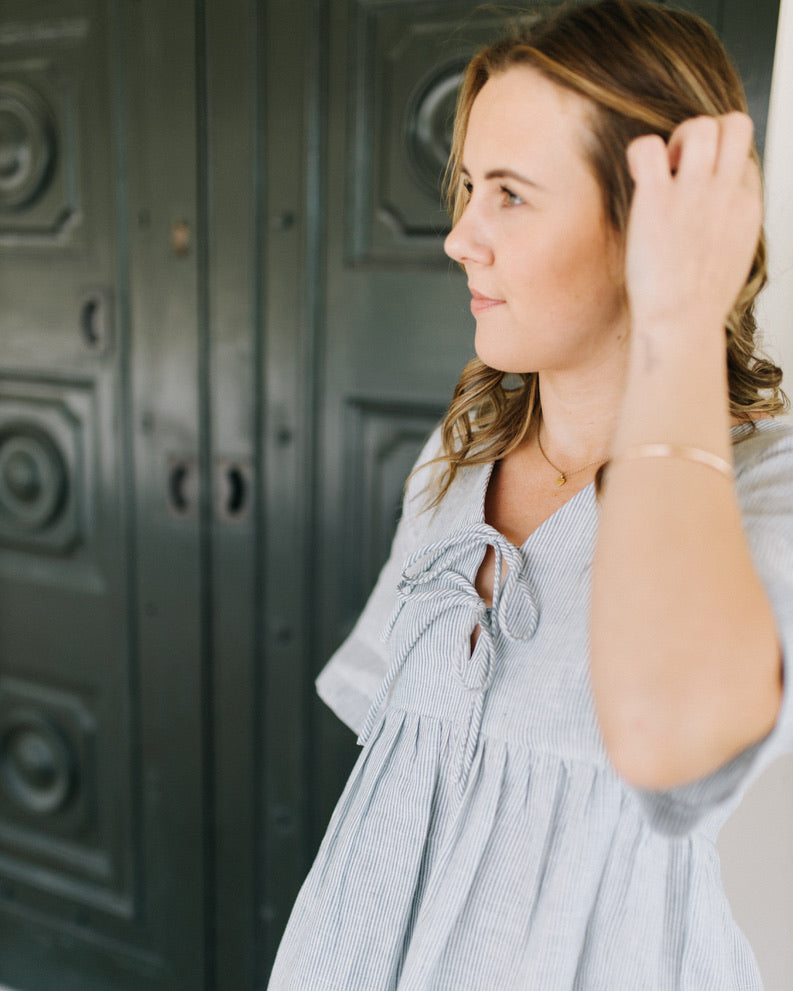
[79,290,113,353]
[166,457,197,518]
[226,466,245,514]
[216,460,252,523]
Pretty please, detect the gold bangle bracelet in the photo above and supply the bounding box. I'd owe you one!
[609,444,733,479]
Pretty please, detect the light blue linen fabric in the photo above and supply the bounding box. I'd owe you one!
[269,419,793,990]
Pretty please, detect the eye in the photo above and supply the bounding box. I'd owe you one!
[500,185,524,206]
[462,178,473,197]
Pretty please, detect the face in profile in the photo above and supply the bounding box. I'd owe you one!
[444,66,630,378]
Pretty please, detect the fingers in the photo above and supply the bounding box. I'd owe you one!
[628,113,756,184]
[715,113,756,184]
[623,110,762,332]
[668,115,720,178]
[626,134,670,189]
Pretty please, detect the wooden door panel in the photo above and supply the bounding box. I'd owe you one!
[0,1,206,988]
[0,3,147,984]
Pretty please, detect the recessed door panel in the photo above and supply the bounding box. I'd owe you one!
[0,0,141,970]
[0,1,205,988]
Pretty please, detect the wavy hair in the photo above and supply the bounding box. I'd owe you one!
[429,0,786,504]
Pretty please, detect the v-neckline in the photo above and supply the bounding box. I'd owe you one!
[469,421,758,552]
[475,459,597,552]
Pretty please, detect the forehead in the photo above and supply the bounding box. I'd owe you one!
[464,66,595,177]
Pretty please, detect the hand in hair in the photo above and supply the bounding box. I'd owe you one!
[624,112,762,338]
[591,111,781,791]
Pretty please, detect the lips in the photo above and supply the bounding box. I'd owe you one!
[469,287,505,315]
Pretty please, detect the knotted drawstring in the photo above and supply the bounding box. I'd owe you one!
[358,523,538,797]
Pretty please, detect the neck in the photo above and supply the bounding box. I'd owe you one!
[533,366,624,466]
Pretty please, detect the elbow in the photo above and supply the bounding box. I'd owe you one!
[600,716,699,791]
[599,682,783,792]
[592,635,784,791]
[604,733,698,791]
[593,680,716,790]
[597,690,729,791]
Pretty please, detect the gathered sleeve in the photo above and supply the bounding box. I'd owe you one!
[316,428,443,734]
[635,421,793,835]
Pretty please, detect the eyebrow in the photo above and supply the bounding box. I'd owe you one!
[461,166,546,190]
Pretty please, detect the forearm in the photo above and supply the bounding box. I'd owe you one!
[590,317,782,789]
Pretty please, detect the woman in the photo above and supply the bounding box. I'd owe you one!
[270,1,793,987]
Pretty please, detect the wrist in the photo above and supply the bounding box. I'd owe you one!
[625,313,729,403]
[628,313,726,364]
[616,324,732,453]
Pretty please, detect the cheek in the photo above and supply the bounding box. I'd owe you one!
[502,235,566,301]
[566,223,624,299]
[509,219,605,292]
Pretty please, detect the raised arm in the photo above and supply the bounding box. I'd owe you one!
[590,113,783,790]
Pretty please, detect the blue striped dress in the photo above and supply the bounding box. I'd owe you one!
[269,419,793,990]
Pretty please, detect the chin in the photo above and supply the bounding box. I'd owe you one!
[474,325,548,375]
[474,342,537,375]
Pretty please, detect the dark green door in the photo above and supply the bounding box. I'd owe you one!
[0,1,209,988]
[0,1,779,989]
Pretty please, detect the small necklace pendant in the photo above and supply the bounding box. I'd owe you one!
[556,473,567,487]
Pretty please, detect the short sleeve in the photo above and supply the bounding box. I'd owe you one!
[316,427,443,733]
[636,420,793,835]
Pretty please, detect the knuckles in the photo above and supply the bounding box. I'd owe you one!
[628,112,756,186]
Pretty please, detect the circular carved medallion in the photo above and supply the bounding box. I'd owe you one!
[0,424,68,532]
[0,81,57,210]
[405,64,463,199]
[0,709,76,815]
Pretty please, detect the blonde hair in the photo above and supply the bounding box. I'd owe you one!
[431,0,786,503]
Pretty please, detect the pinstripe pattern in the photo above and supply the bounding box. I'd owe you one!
[270,420,793,990]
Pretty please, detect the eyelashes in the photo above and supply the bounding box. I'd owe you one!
[500,185,523,206]
[458,179,524,207]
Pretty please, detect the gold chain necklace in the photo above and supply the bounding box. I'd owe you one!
[536,426,608,487]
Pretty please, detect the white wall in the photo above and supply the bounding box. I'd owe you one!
[756,0,793,381]
[718,3,793,987]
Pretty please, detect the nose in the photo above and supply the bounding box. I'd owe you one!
[444,206,493,267]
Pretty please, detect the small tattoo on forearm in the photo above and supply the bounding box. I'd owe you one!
[639,334,656,374]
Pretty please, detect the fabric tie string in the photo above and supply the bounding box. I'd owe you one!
[358,524,539,796]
